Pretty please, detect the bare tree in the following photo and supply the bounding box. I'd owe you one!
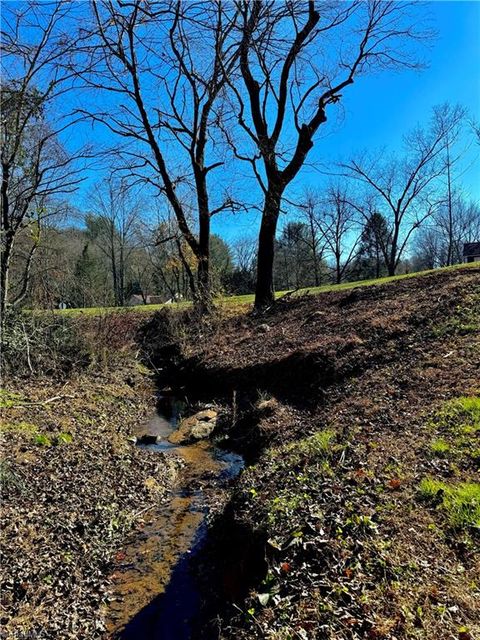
[136,211,199,302]
[79,1,241,311]
[1,2,89,317]
[412,226,442,270]
[231,0,428,308]
[343,105,466,276]
[296,190,326,287]
[86,177,142,306]
[416,198,480,268]
[435,105,470,265]
[225,236,257,294]
[317,185,361,284]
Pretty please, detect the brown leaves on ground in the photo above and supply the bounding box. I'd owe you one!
[0,365,174,640]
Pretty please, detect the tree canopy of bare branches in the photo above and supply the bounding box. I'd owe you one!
[342,104,467,275]
[77,0,242,311]
[229,0,429,308]
[86,177,143,306]
[1,1,90,317]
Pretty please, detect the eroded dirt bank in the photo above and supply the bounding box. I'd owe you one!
[2,267,478,640]
[144,266,480,640]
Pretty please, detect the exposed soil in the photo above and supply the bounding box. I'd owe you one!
[155,266,480,640]
[173,267,479,403]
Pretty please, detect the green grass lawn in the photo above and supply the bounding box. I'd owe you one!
[56,262,477,317]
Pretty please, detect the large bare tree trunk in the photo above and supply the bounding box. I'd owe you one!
[1,162,12,319]
[235,1,426,310]
[197,211,211,312]
[0,240,12,319]
[255,189,282,309]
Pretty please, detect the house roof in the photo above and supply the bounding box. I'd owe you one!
[128,293,165,305]
[463,242,480,256]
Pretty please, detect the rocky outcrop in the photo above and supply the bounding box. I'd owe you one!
[168,409,218,445]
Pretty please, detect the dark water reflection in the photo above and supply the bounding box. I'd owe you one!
[107,392,243,639]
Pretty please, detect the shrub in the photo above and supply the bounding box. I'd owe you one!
[1,308,90,378]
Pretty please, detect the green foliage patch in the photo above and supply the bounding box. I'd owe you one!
[427,396,480,466]
[34,434,52,447]
[418,478,480,531]
[0,390,24,408]
[1,421,38,435]
[429,438,451,457]
[283,429,336,461]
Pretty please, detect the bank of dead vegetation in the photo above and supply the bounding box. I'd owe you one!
[147,265,480,640]
[0,310,178,639]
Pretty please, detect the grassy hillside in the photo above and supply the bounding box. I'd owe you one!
[56,263,478,317]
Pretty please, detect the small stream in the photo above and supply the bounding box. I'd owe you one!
[106,391,244,639]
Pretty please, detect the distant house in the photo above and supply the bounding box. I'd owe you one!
[463,243,480,263]
[127,294,164,306]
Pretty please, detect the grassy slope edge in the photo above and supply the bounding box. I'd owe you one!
[56,263,478,317]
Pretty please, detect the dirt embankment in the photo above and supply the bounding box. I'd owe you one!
[0,351,178,639]
[2,267,478,640]
[152,266,480,640]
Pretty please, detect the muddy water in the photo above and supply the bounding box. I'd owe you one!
[106,394,243,639]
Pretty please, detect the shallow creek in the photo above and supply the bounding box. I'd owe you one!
[106,393,243,639]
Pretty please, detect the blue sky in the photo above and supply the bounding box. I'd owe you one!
[58,0,479,243]
[209,0,480,242]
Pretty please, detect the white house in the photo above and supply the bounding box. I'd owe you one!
[127,294,164,306]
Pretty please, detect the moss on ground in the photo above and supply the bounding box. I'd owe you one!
[0,390,24,408]
[1,421,38,435]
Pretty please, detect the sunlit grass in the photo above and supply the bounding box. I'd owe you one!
[54,262,477,317]
[418,478,480,530]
